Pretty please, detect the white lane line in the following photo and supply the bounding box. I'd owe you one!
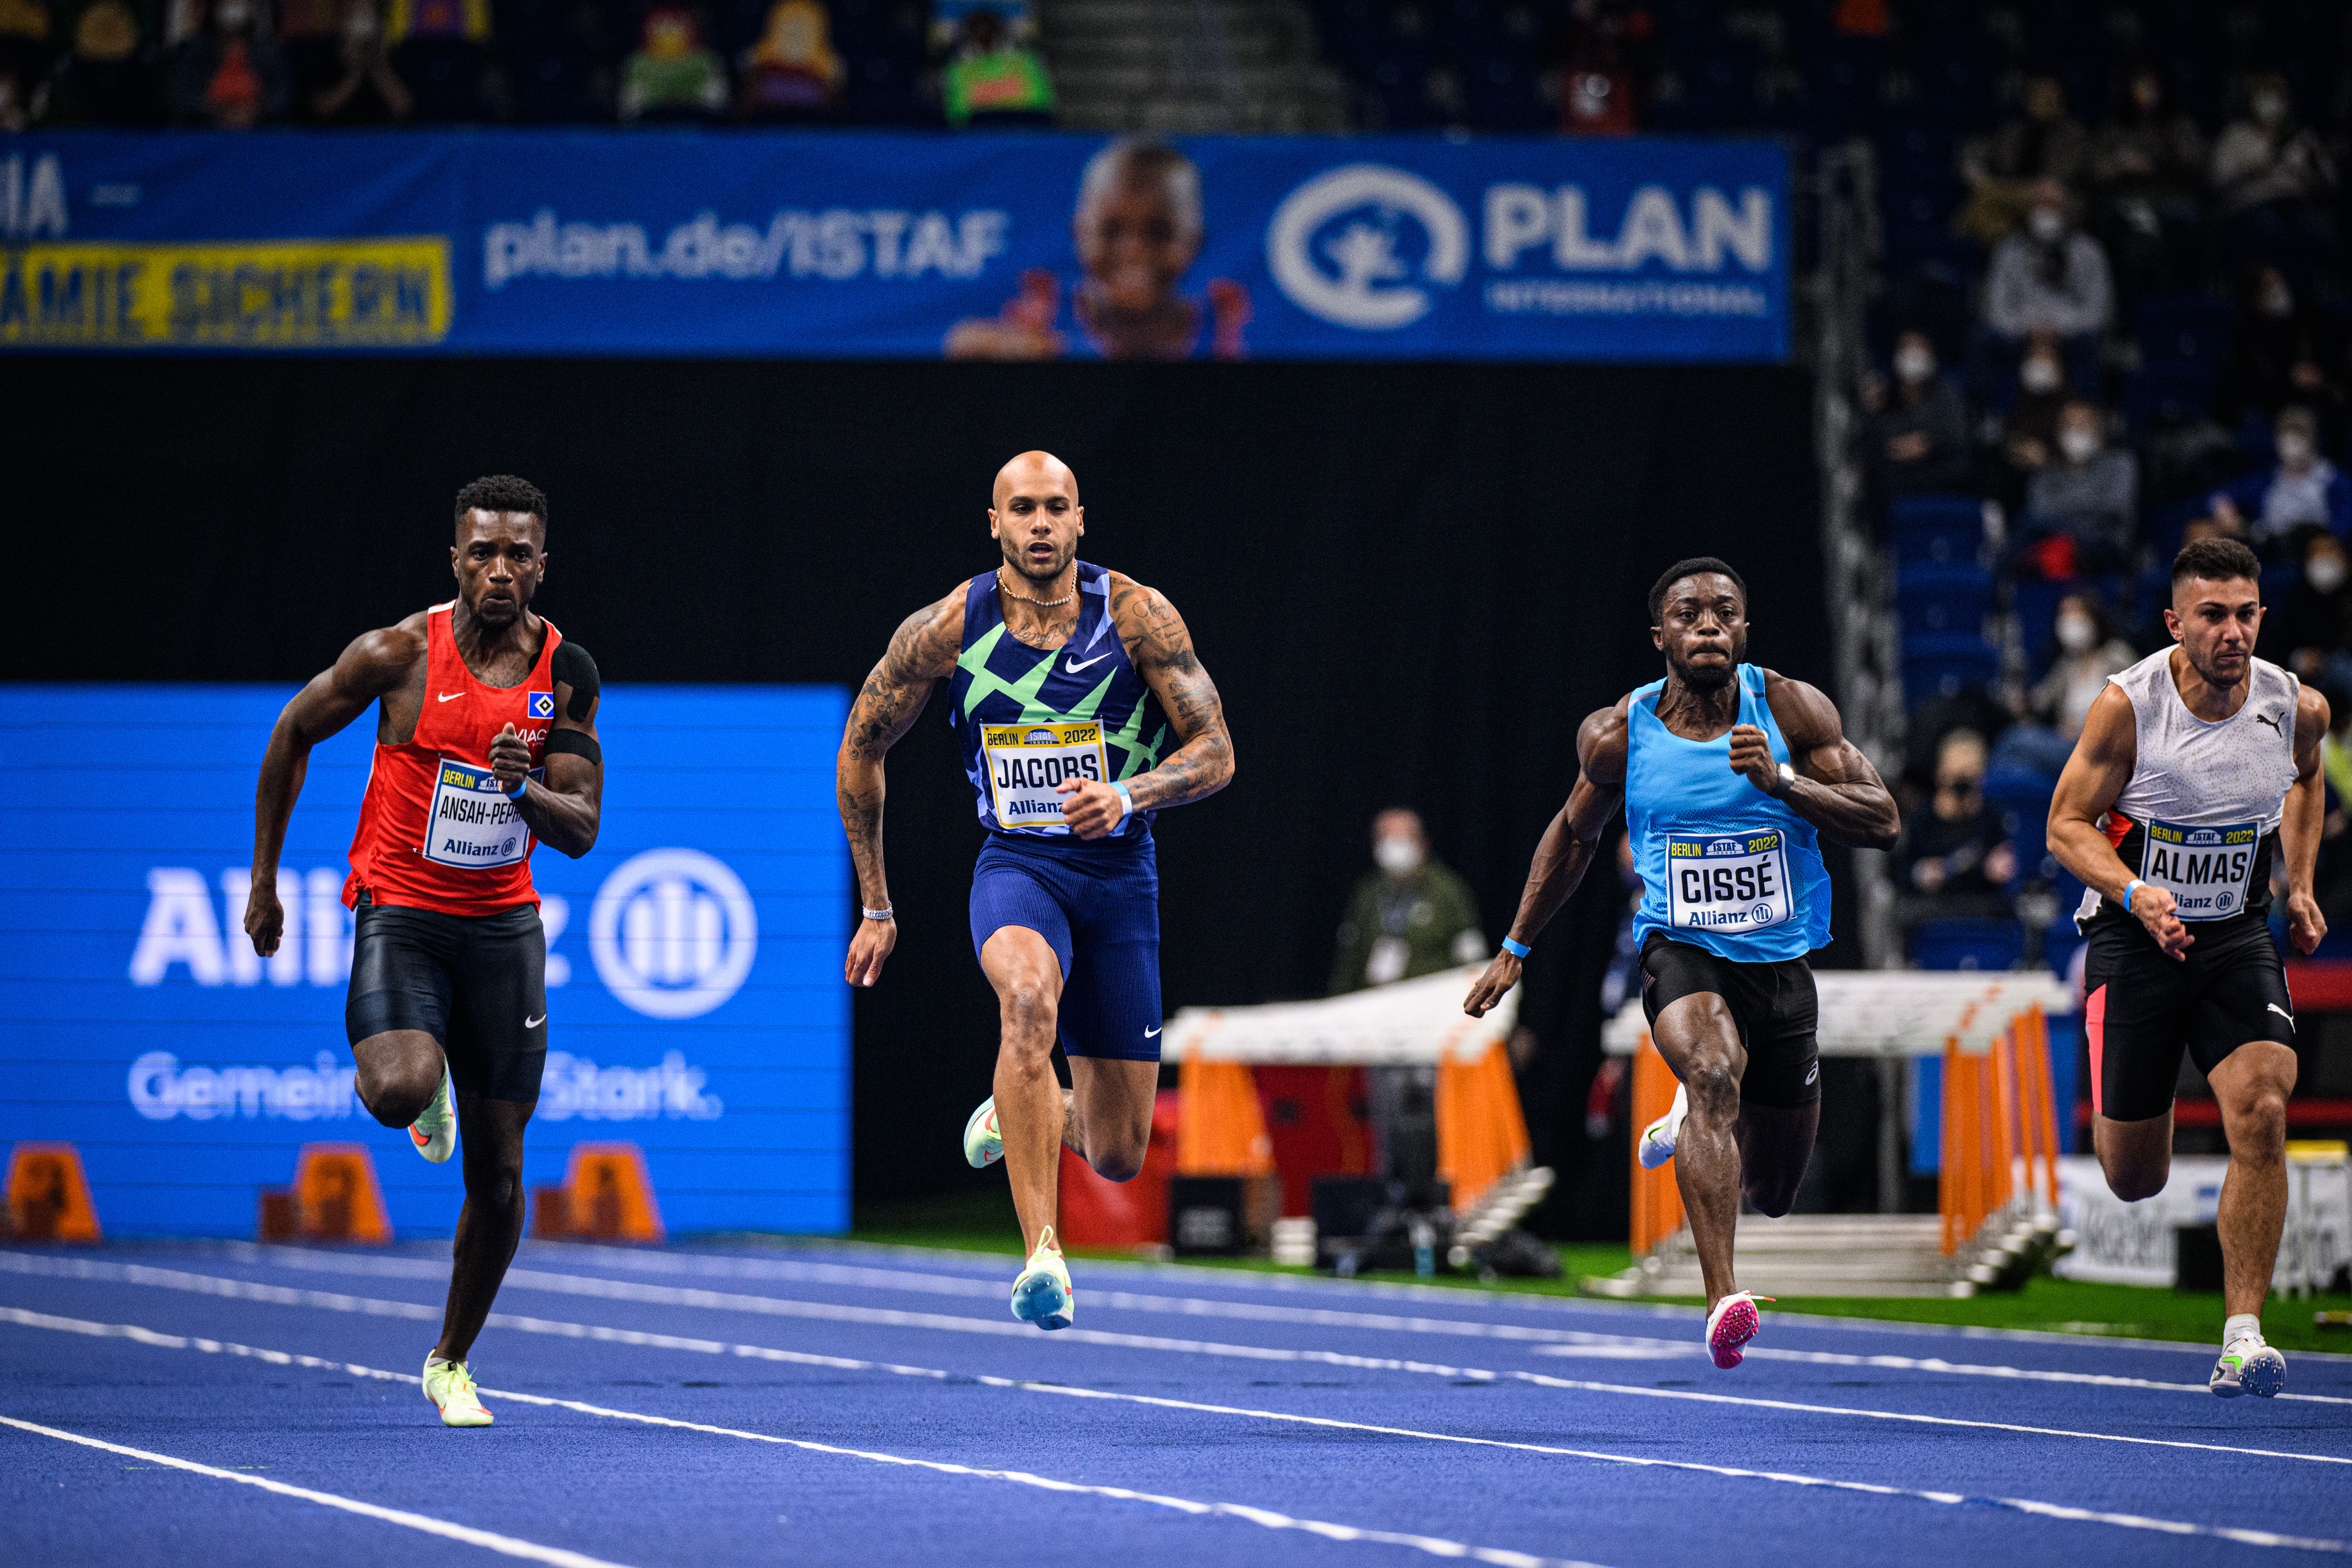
[8,1304,2344,1558]
[212,1243,2352,1405]
[0,1410,637,1568]
[11,1255,2352,1467]
[0,1308,1599,1568]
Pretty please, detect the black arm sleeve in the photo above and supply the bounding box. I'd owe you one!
[551,639,600,721]
[542,728,602,765]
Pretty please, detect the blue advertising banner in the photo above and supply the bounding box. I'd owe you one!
[0,684,850,1238]
[0,132,1788,360]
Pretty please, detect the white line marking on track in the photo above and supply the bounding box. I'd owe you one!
[0,1308,1602,1568]
[0,1410,637,1568]
[7,1304,2344,1557]
[214,1242,2352,1403]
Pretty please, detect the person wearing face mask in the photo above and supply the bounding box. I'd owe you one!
[2269,533,2352,693]
[1996,592,2143,778]
[311,0,409,122]
[1895,729,2016,924]
[2087,71,2207,295]
[1957,75,2088,244]
[1983,180,2113,350]
[1859,330,1969,506]
[2211,73,2338,219]
[1979,337,2072,510]
[168,0,289,125]
[2021,400,2139,574]
[1330,808,1485,994]
[2216,267,2348,434]
[2209,406,2352,554]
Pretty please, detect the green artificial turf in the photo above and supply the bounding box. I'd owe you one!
[840,1195,2352,1356]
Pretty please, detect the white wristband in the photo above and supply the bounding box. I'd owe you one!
[1113,781,1134,819]
[863,907,894,922]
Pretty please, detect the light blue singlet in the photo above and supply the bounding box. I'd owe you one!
[1626,663,1833,963]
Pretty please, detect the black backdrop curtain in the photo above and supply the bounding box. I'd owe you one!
[2,357,1832,1233]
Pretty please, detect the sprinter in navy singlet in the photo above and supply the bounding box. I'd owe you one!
[835,451,1235,1330]
[1465,558,1897,1368]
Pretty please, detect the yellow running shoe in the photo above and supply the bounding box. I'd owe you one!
[1010,1225,1074,1330]
[409,1067,456,1165]
[422,1354,493,1427]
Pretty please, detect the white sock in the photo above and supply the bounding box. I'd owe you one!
[2224,1313,2261,1347]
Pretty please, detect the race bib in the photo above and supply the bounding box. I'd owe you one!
[421,757,540,870]
[1664,830,1793,934]
[982,720,1107,831]
[2139,818,2261,921]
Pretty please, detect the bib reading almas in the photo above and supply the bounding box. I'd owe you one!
[950,561,1173,838]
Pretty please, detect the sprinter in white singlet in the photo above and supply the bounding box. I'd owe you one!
[2049,538,2328,1399]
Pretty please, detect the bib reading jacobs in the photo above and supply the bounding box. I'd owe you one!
[983,721,1107,831]
[422,757,540,869]
[2138,817,2260,921]
[1665,830,1793,934]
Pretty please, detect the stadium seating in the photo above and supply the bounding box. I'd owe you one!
[1906,917,2024,972]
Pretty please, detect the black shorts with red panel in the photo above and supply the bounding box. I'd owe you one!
[2080,910,2293,1124]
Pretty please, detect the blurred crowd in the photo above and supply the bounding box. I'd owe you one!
[0,0,1054,126]
[1849,14,2352,972]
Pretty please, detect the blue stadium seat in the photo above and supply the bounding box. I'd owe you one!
[1983,765,2055,883]
[1908,917,2023,971]
[1901,631,2000,707]
[2120,362,2219,430]
[1895,561,1992,637]
[2134,293,2232,370]
[1888,492,1983,564]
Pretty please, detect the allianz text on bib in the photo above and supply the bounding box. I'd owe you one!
[1665,831,1793,933]
[422,757,539,869]
[2139,818,2260,920]
[983,721,1107,830]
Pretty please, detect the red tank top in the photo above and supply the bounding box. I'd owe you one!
[342,603,563,917]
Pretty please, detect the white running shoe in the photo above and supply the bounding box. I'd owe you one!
[1010,1226,1074,1330]
[422,1354,493,1427]
[1705,1290,1771,1370]
[408,1068,455,1164]
[2211,1333,2287,1398]
[964,1097,1003,1169]
[1638,1084,1688,1171]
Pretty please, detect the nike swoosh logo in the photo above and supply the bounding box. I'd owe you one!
[1144,1026,1162,1038]
[524,1014,546,1029]
[437,692,464,703]
[1065,651,1112,674]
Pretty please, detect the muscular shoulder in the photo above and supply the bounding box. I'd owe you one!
[1578,697,1632,784]
[1758,669,1844,749]
[888,584,968,677]
[1102,570,1193,663]
[343,617,429,685]
[2297,682,2332,754]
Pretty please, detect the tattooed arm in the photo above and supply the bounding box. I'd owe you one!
[837,587,965,987]
[1056,573,1236,840]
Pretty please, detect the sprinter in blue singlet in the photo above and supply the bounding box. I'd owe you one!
[1464,557,1897,1369]
[834,450,1235,1330]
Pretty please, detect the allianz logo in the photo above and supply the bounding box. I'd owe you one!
[128,867,575,988]
[129,848,757,1018]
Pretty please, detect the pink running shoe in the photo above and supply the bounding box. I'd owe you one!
[1705,1290,1773,1369]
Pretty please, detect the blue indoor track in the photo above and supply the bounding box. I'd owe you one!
[5,1238,2348,1567]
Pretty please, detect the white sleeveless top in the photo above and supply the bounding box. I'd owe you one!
[2077,648,2298,927]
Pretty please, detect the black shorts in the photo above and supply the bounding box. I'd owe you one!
[345,894,547,1103]
[1638,930,1822,1108]
[2083,913,2293,1123]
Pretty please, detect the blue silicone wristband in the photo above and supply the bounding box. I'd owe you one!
[1501,937,1531,958]
[504,776,528,800]
[2122,878,2144,909]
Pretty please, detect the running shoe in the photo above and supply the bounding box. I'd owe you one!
[1010,1225,1074,1330]
[1637,1084,1689,1171]
[964,1096,1003,1169]
[2211,1333,2287,1399]
[422,1354,493,1427]
[409,1067,455,1165]
[1705,1290,1772,1370]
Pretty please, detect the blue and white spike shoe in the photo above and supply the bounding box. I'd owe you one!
[2211,1333,2287,1398]
[963,1097,1003,1169]
[1010,1226,1074,1330]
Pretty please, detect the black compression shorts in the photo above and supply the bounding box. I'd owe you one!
[1638,930,1822,1108]
[2082,913,2293,1123]
[345,894,547,1103]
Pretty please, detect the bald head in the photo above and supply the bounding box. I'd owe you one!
[994,450,1079,509]
[990,450,1086,586]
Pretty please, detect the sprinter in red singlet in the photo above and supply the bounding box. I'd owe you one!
[245,474,603,1429]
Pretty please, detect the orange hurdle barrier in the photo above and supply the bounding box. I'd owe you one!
[1628,1040,1684,1257]
[289,1143,393,1243]
[1175,1059,1274,1178]
[1937,1007,2063,1256]
[1436,1041,1533,1213]
[536,1142,665,1242]
[5,1142,102,1242]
